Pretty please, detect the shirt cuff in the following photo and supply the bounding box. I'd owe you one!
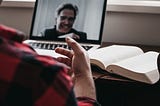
[77,97,101,106]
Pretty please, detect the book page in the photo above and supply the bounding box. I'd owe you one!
[110,51,159,73]
[107,51,159,84]
[89,45,144,69]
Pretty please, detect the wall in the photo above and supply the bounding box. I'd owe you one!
[0,6,160,46]
[0,7,34,36]
[102,11,160,46]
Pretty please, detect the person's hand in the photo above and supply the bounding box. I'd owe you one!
[55,37,96,99]
[55,37,90,78]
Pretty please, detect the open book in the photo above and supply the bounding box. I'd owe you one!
[89,45,160,84]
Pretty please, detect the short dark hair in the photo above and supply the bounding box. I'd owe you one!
[55,3,78,18]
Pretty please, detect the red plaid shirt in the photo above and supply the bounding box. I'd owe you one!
[0,25,100,106]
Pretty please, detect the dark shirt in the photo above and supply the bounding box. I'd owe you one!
[0,24,100,106]
[41,26,87,42]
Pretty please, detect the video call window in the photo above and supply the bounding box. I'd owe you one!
[31,0,106,42]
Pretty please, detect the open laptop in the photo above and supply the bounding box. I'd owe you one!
[24,0,107,57]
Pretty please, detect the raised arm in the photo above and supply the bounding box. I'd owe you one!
[55,37,96,99]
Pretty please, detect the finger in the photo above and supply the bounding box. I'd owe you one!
[65,37,85,55]
[55,47,73,58]
[67,69,74,77]
[56,57,72,66]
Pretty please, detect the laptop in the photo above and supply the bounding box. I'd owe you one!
[24,0,107,57]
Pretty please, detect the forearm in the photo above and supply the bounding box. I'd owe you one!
[74,71,96,100]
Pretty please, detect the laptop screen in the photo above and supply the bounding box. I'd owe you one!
[30,0,107,44]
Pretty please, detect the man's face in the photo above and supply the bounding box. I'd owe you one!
[56,9,75,34]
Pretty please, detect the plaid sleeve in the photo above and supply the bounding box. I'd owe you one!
[0,50,78,106]
[0,24,100,106]
[77,97,101,106]
[0,26,78,105]
[0,24,25,42]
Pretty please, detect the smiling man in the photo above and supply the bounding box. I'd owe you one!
[40,3,87,41]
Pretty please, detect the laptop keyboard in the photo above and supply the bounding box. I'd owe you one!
[28,42,93,51]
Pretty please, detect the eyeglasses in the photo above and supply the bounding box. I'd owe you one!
[59,16,75,22]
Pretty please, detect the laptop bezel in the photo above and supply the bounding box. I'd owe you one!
[29,0,107,45]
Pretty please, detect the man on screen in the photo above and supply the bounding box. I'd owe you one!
[40,3,87,41]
